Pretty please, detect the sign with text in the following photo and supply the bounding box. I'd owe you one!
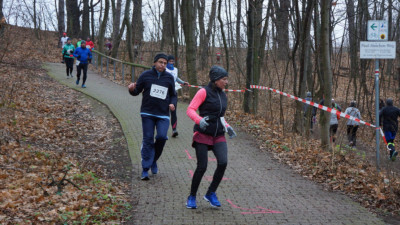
[367,20,388,41]
[360,41,396,59]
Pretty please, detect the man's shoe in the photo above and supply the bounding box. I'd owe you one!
[82,84,87,88]
[186,195,197,209]
[151,162,158,174]
[141,171,149,180]
[204,192,221,207]
[67,75,70,79]
[172,130,179,138]
[76,80,79,85]
[390,150,398,161]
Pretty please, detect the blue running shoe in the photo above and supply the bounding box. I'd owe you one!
[82,84,87,88]
[141,170,149,180]
[204,192,221,207]
[186,195,197,209]
[151,162,158,174]
[390,150,398,161]
[76,80,79,85]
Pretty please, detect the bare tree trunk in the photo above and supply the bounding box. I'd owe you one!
[66,0,80,37]
[0,0,3,20]
[181,0,198,98]
[198,0,216,69]
[81,0,89,39]
[0,0,4,37]
[198,0,206,67]
[235,0,241,48]
[111,0,122,54]
[90,0,95,39]
[319,0,332,148]
[132,0,143,50]
[346,0,359,101]
[243,0,263,114]
[172,0,179,66]
[218,0,229,71]
[293,0,314,134]
[272,0,290,60]
[161,0,173,51]
[57,0,65,44]
[97,0,109,53]
[386,0,393,77]
[111,19,126,59]
[123,0,133,62]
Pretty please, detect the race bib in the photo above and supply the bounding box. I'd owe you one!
[150,84,168,100]
[76,60,80,66]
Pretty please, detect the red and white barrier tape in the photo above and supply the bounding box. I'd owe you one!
[182,83,387,144]
[186,84,246,92]
[250,85,388,145]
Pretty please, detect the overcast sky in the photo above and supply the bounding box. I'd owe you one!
[4,0,392,48]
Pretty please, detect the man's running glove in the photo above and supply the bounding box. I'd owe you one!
[199,116,209,131]
[227,126,237,139]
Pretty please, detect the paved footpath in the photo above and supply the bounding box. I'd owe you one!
[45,63,385,225]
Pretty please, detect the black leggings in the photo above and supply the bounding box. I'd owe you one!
[346,125,358,145]
[190,141,227,196]
[64,57,74,75]
[77,63,88,85]
[170,103,178,130]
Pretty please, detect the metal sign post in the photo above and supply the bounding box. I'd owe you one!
[375,60,380,170]
[361,20,396,171]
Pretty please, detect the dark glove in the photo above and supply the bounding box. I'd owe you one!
[227,126,237,139]
[199,116,209,131]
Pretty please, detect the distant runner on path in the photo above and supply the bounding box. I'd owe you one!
[73,40,92,88]
[165,55,188,138]
[128,53,177,180]
[344,101,361,147]
[379,98,400,161]
[61,38,75,79]
[185,65,237,209]
[60,32,68,49]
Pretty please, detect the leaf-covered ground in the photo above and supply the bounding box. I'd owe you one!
[227,111,400,221]
[0,26,133,223]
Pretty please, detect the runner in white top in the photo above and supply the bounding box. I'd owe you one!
[60,32,69,49]
[165,55,188,137]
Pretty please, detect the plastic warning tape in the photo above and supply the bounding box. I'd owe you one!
[250,85,388,144]
[186,84,246,92]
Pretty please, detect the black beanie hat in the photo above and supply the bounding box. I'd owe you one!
[154,53,168,63]
[386,98,394,106]
[209,66,228,82]
[167,55,175,61]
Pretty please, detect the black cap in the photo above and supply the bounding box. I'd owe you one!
[154,53,168,63]
[209,66,228,82]
[81,40,86,44]
[167,55,175,61]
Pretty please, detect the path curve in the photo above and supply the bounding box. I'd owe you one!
[45,63,385,225]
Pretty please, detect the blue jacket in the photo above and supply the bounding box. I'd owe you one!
[73,47,92,64]
[129,67,177,118]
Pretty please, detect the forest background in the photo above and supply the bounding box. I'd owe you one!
[1,0,400,223]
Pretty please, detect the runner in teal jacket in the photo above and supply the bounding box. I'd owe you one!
[62,38,75,78]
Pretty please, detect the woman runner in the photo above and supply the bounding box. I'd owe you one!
[185,66,237,209]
